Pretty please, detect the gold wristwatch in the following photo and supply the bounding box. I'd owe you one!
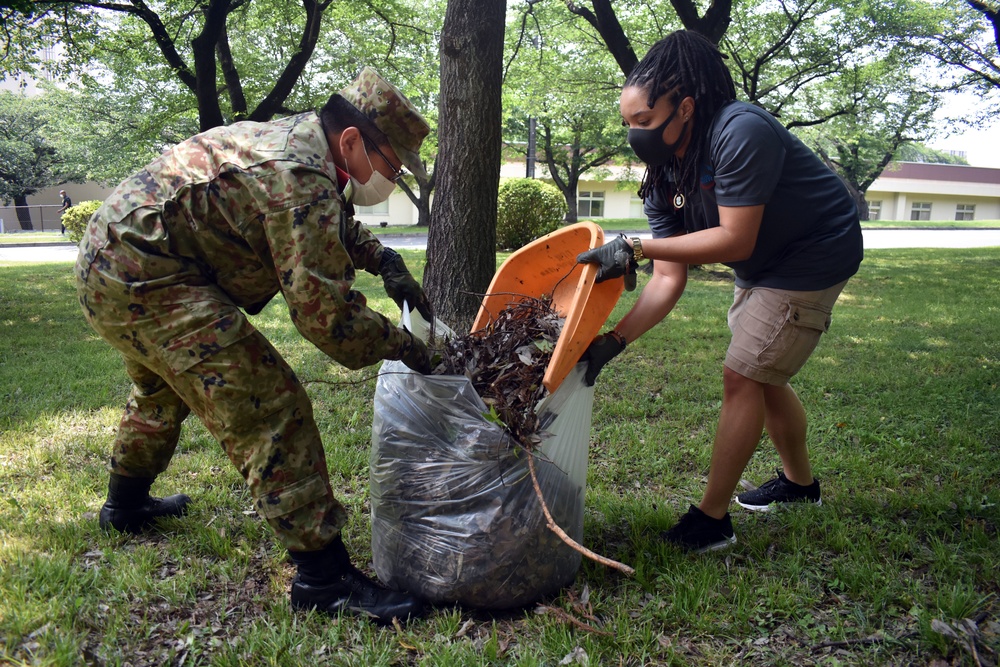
[631,237,644,261]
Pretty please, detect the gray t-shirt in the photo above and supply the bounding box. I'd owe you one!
[645,101,863,290]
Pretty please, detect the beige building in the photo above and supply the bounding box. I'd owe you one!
[501,160,1000,225]
[5,160,998,234]
[864,162,1000,222]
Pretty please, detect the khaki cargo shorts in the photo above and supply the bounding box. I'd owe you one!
[725,280,848,386]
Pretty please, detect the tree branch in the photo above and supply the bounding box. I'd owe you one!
[526,451,635,576]
[216,20,247,120]
[669,0,732,44]
[504,0,543,85]
[564,0,638,76]
[249,0,329,122]
[43,0,199,92]
[541,122,568,191]
[189,0,230,130]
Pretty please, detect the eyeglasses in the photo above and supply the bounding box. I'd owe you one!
[363,135,407,183]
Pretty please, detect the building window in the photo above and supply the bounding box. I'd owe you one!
[866,200,882,221]
[956,204,975,221]
[629,194,644,218]
[355,201,389,216]
[578,191,605,218]
[910,202,931,221]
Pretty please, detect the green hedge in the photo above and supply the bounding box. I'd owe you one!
[496,178,567,250]
[62,200,102,244]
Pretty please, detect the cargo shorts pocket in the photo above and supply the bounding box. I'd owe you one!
[757,299,832,379]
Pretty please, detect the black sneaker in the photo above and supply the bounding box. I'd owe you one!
[661,505,737,554]
[736,470,821,512]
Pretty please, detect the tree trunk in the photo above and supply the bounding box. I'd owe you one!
[14,195,33,230]
[398,174,434,228]
[416,194,431,228]
[564,192,579,224]
[836,174,869,221]
[425,0,506,332]
[852,188,870,221]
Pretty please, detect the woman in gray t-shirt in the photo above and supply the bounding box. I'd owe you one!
[577,29,863,554]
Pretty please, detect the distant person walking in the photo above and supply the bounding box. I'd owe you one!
[58,190,72,234]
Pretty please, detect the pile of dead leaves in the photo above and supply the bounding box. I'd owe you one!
[429,296,563,447]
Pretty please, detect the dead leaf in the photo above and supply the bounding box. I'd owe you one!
[558,646,589,665]
[930,619,959,639]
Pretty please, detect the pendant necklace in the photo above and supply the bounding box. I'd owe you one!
[670,163,687,210]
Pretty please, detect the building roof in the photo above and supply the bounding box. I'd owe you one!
[878,162,1000,185]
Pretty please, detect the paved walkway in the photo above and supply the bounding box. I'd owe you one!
[2,229,1000,263]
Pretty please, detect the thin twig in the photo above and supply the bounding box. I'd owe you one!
[813,637,885,649]
[526,451,635,576]
[302,369,413,387]
[812,631,917,652]
[536,604,612,635]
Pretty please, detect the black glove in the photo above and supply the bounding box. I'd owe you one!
[576,234,638,291]
[399,329,433,374]
[380,248,434,321]
[581,331,626,386]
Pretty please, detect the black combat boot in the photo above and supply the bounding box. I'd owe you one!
[99,473,192,534]
[289,536,425,624]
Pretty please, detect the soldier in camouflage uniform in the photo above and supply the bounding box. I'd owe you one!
[77,67,433,623]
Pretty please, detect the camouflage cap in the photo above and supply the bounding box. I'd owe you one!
[340,67,430,180]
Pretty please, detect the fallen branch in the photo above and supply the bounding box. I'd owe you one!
[813,636,885,649]
[526,451,635,576]
[812,631,917,652]
[535,604,612,636]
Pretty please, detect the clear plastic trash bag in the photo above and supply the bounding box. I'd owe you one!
[369,309,595,609]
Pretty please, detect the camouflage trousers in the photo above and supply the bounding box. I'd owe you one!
[77,264,348,552]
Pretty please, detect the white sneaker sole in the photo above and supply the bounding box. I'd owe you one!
[736,498,822,513]
[694,535,737,554]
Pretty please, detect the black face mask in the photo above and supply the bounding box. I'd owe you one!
[627,103,687,166]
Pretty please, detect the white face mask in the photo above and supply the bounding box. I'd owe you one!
[347,145,397,206]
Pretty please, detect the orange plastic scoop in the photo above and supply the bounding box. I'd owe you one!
[471,222,625,393]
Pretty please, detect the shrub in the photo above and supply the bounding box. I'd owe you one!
[62,200,103,244]
[496,178,567,250]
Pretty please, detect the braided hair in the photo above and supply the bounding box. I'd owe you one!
[626,30,736,201]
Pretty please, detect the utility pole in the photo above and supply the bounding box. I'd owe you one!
[526,116,536,178]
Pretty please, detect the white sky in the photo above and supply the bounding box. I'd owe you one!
[928,122,1000,168]
[926,92,1000,169]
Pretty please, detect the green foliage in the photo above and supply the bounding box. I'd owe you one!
[61,200,102,243]
[793,43,942,210]
[495,178,566,250]
[895,142,971,164]
[0,91,83,204]
[502,1,632,220]
[1,2,446,204]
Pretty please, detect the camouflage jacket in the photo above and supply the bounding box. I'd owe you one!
[78,112,406,370]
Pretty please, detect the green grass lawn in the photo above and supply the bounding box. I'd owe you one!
[1,249,998,666]
[0,231,71,245]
